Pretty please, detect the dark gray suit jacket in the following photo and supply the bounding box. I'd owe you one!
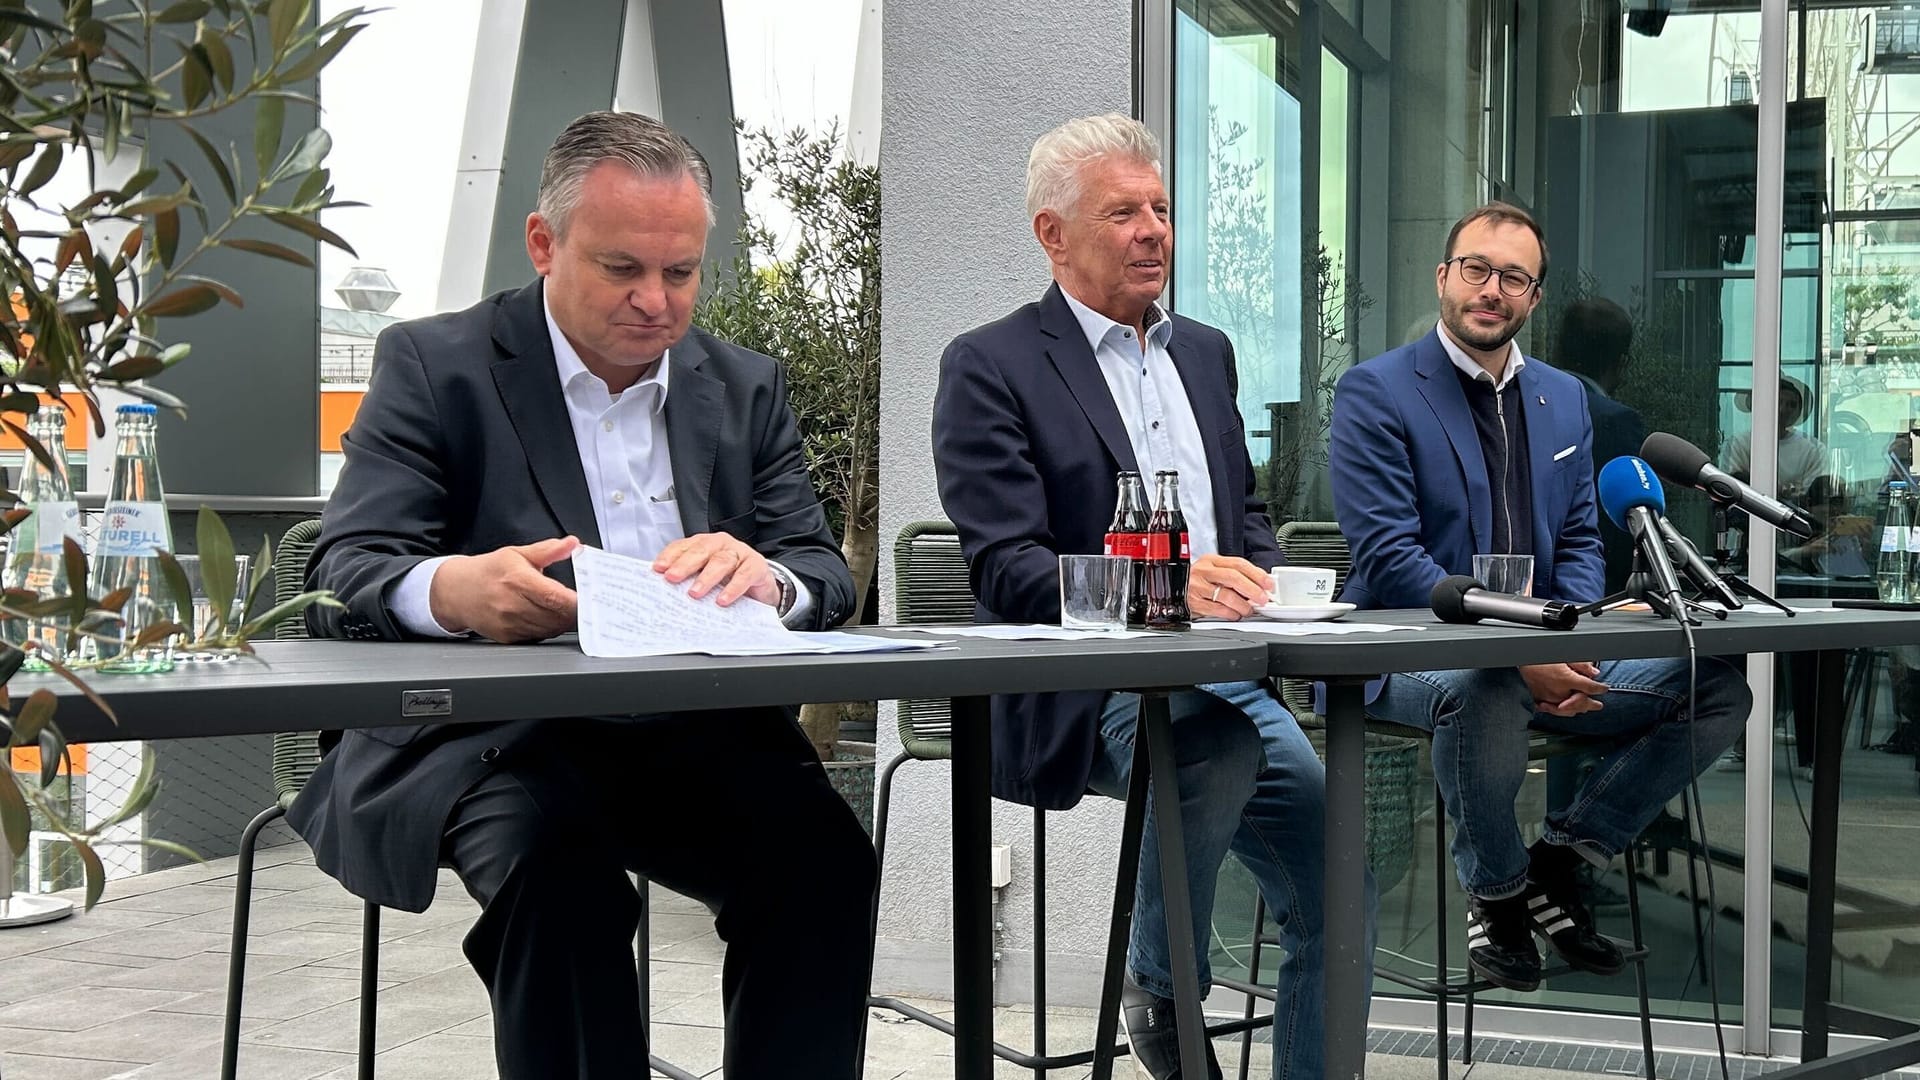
[287,280,854,912]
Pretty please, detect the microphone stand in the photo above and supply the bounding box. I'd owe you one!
[1576,548,1722,626]
[1702,503,1795,615]
[1707,555,1796,617]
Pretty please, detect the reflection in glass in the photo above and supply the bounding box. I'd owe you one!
[1774,2,1920,1033]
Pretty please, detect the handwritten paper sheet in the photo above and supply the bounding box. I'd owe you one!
[572,546,940,657]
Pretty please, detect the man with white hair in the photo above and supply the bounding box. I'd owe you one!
[932,113,1374,1079]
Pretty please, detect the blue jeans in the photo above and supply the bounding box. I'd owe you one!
[1367,656,1751,899]
[1087,680,1378,1079]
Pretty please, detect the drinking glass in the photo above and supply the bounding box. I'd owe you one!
[1473,553,1535,597]
[170,553,252,659]
[1058,554,1131,631]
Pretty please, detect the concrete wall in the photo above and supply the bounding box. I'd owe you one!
[876,0,1134,1002]
[1382,0,1487,347]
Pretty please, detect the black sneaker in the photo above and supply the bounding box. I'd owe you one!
[1465,894,1541,992]
[1120,977,1223,1080]
[1526,841,1627,976]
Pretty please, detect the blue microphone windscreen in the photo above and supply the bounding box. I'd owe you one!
[1596,455,1666,530]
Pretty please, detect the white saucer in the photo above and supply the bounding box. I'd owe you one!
[1252,601,1356,622]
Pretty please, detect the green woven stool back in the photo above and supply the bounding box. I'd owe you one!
[892,521,974,762]
[269,518,324,810]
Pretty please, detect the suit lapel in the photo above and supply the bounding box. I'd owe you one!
[663,336,722,535]
[1520,363,1566,570]
[1165,332,1241,556]
[1411,333,1492,553]
[489,281,603,549]
[1040,284,1139,475]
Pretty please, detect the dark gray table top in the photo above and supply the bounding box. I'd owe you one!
[1256,601,1920,679]
[24,629,1271,743]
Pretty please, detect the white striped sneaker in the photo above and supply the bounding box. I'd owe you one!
[1524,876,1626,975]
[1464,894,1541,991]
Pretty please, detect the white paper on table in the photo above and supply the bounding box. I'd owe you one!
[1194,620,1425,637]
[571,545,939,657]
[1699,602,1850,616]
[790,630,953,652]
[887,624,1157,641]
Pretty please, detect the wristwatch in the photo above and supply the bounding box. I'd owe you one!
[768,561,799,616]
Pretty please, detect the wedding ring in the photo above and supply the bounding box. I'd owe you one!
[1209,585,1222,603]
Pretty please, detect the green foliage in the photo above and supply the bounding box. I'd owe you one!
[695,122,879,761]
[695,122,879,612]
[0,0,364,910]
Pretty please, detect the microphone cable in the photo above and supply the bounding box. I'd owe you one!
[1674,614,1734,1080]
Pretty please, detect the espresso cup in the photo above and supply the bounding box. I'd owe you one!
[1269,566,1337,606]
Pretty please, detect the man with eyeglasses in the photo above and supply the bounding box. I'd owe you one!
[1326,202,1751,992]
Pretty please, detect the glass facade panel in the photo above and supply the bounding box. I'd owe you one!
[1171,1,1304,514]
[1767,2,1920,1033]
[1174,0,1785,1025]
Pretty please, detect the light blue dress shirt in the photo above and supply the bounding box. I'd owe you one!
[1059,288,1220,560]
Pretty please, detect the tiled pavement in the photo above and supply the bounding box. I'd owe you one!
[0,844,1912,1079]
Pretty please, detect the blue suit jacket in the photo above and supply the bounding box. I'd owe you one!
[1329,331,1606,616]
[932,284,1283,809]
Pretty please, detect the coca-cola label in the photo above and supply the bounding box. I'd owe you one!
[1107,534,1149,560]
[1179,532,1190,560]
[1146,533,1171,561]
[31,501,82,555]
[98,501,169,557]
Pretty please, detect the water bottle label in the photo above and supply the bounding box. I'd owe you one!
[98,501,169,557]
[31,501,82,555]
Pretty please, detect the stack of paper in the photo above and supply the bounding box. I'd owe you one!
[571,546,941,658]
[888,624,1156,641]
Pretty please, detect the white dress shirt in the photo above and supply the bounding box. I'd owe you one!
[1060,287,1220,559]
[1435,321,1526,390]
[389,292,811,636]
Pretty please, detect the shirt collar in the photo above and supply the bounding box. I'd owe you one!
[544,287,670,413]
[1060,286,1174,356]
[1435,321,1525,392]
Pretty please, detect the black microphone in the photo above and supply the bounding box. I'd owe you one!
[1640,431,1819,540]
[1430,575,1580,630]
[1656,515,1743,609]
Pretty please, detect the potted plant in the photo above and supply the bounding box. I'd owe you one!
[0,0,363,911]
[696,122,880,824]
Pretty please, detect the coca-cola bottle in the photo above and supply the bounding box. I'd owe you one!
[1154,470,1191,601]
[1145,471,1191,630]
[1104,471,1151,627]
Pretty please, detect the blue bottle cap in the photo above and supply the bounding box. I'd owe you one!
[115,403,158,415]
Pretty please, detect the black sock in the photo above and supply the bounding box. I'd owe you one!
[1528,837,1582,883]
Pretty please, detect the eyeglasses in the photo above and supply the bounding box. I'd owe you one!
[1444,255,1541,297]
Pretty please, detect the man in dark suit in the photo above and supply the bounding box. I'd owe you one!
[1329,202,1749,993]
[933,113,1372,1080]
[287,112,873,1079]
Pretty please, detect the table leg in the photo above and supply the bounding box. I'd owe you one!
[1801,648,1847,1062]
[1324,677,1370,1080]
[1090,711,1154,1080]
[1139,690,1210,1080]
[950,695,994,1080]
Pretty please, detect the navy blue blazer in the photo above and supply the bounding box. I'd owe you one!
[1329,330,1606,614]
[932,283,1283,809]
